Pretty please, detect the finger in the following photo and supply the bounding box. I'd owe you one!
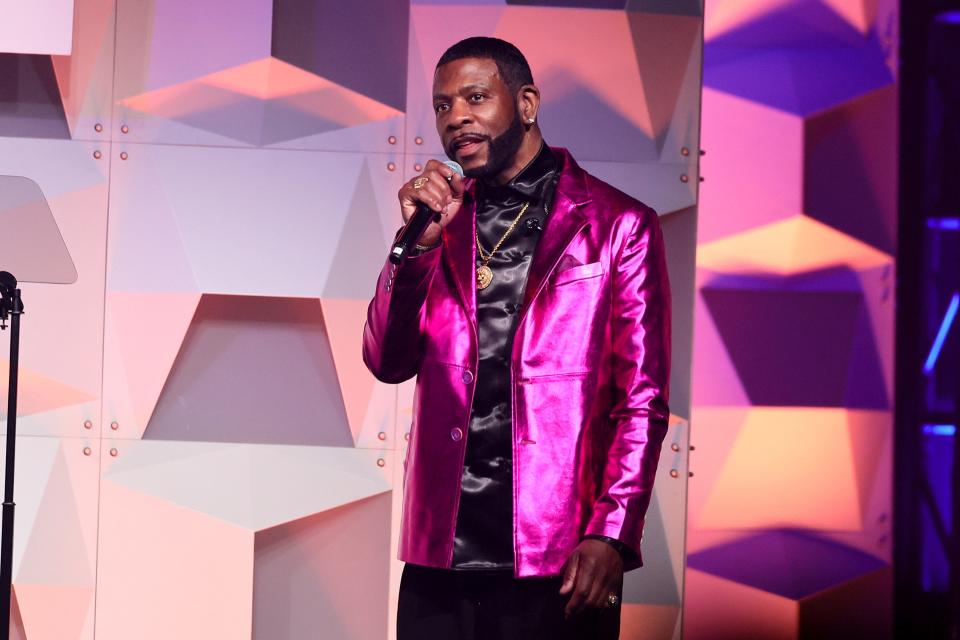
[424,159,464,198]
[585,571,612,610]
[559,553,580,595]
[410,183,447,213]
[423,172,453,205]
[424,158,456,178]
[566,560,596,619]
[448,172,465,198]
[409,172,452,208]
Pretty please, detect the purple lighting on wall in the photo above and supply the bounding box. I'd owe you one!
[924,292,960,374]
[922,424,957,437]
[935,11,960,25]
[927,217,960,231]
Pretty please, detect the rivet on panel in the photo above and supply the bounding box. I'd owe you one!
[681,147,690,156]
[699,176,705,182]
[93,150,102,160]
[121,125,129,134]
[376,458,385,467]
[414,163,423,172]
[404,432,410,441]
[109,448,119,457]
[699,149,706,156]
[377,431,387,441]
[83,447,92,456]
[120,151,129,161]
[415,136,424,145]
[669,469,678,478]
[387,162,396,172]
[670,443,680,452]
[689,445,696,451]
[388,136,397,145]
[83,420,93,430]
[110,421,119,431]
[689,471,694,477]
[680,174,689,183]
[94,123,103,133]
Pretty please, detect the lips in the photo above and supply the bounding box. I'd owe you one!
[451,134,487,156]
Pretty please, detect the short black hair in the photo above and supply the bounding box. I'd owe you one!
[436,37,534,95]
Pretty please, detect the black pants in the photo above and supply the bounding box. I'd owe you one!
[397,564,621,640]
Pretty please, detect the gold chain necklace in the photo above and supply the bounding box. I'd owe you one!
[475,201,531,290]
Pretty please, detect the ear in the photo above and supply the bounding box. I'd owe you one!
[518,84,541,126]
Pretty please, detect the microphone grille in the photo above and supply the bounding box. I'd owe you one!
[443,160,465,177]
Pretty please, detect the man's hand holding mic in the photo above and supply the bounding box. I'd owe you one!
[396,159,465,253]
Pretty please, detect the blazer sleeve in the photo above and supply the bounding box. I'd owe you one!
[583,207,671,570]
[362,244,442,384]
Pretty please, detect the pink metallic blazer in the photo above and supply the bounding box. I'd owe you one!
[363,148,671,578]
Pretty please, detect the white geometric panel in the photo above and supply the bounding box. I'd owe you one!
[112,0,406,151]
[321,298,398,449]
[2,437,99,640]
[96,440,395,640]
[579,161,698,217]
[106,145,402,298]
[102,291,202,438]
[624,419,689,608]
[95,480,255,640]
[101,441,393,531]
[0,0,74,55]
[50,0,117,140]
[0,138,108,437]
[141,294,353,447]
[253,493,393,640]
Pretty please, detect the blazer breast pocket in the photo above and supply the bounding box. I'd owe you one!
[552,261,604,286]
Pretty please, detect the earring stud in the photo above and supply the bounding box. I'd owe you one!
[527,118,535,124]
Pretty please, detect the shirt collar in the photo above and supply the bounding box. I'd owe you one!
[478,142,557,207]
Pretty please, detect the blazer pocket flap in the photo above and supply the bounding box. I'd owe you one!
[552,261,604,286]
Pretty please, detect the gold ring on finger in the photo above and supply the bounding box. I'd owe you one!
[413,177,429,189]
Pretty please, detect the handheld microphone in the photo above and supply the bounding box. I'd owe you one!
[390,160,464,264]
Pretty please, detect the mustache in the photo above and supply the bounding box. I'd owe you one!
[446,133,491,153]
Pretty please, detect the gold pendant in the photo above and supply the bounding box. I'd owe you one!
[476,264,494,290]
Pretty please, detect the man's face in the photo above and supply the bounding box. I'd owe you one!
[433,57,525,179]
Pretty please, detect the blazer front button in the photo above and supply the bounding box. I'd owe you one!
[461,370,474,384]
[450,427,464,442]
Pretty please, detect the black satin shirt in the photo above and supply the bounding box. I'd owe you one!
[451,144,559,570]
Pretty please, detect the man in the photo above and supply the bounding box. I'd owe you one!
[363,37,671,639]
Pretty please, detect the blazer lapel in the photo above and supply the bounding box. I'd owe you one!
[520,148,591,315]
[443,185,478,327]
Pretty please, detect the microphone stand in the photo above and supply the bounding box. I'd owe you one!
[0,271,23,640]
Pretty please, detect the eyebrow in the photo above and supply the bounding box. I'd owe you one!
[433,83,490,101]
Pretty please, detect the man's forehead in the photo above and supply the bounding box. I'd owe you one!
[433,57,503,92]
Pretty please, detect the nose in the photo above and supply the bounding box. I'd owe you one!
[447,97,472,128]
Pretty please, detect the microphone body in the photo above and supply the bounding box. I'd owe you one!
[390,161,464,264]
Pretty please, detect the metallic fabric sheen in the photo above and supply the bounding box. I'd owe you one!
[363,147,671,578]
[452,144,558,570]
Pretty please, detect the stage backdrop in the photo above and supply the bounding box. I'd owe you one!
[0,1,702,639]
[686,0,899,638]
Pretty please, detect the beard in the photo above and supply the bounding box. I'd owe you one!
[445,112,526,180]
